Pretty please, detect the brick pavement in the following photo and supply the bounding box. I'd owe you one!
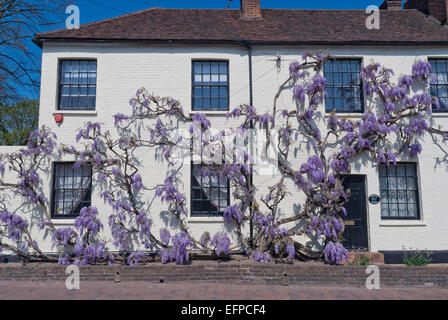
[0,281,448,300]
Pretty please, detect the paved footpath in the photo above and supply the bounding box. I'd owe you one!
[1,281,448,300]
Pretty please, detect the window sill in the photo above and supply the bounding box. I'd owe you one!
[379,220,427,227]
[189,111,229,116]
[53,110,98,116]
[324,113,363,118]
[188,217,225,223]
[51,218,76,226]
[431,113,448,118]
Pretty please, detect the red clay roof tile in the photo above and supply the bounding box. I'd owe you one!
[35,8,448,46]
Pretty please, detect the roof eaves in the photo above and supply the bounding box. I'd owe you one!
[33,37,448,48]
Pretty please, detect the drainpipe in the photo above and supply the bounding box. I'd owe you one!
[239,41,254,249]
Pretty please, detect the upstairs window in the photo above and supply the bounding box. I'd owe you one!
[192,61,229,111]
[52,162,92,218]
[324,59,363,113]
[379,163,420,220]
[59,60,97,111]
[429,58,448,112]
[191,163,230,217]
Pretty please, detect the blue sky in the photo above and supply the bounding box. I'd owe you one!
[62,0,387,28]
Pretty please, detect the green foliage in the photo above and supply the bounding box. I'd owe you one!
[0,99,39,145]
[348,252,371,266]
[357,253,371,266]
[402,247,432,266]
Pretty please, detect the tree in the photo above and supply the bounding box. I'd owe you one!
[0,98,39,145]
[0,53,447,266]
[0,0,68,103]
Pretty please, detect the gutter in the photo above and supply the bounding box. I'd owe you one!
[33,37,448,48]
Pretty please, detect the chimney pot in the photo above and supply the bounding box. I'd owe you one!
[240,0,262,20]
[380,0,403,10]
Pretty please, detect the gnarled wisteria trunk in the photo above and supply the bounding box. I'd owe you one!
[0,52,447,266]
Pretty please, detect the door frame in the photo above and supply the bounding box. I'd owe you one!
[341,174,371,252]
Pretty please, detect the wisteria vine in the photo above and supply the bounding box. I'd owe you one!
[0,52,447,266]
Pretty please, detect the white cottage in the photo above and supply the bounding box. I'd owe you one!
[1,0,448,263]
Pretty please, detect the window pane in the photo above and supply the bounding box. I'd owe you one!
[193,62,202,74]
[80,61,88,72]
[408,203,418,218]
[59,60,96,111]
[324,59,363,113]
[79,73,88,85]
[379,163,419,219]
[191,162,229,217]
[202,74,211,83]
[203,63,210,74]
[193,188,202,200]
[52,163,92,217]
[429,59,448,111]
[210,175,219,187]
[219,87,227,97]
[211,62,219,73]
[203,87,210,98]
[192,61,229,111]
[88,73,96,85]
[381,203,389,217]
[211,99,219,109]
[219,98,228,108]
[71,61,80,72]
[219,62,228,74]
[211,74,219,83]
[88,61,97,71]
[194,98,203,110]
[194,87,202,97]
[389,203,398,217]
[211,87,219,97]
[62,61,71,72]
[194,74,202,83]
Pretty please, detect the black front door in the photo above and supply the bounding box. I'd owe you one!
[341,175,368,251]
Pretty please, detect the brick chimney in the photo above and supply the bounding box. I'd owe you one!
[380,0,403,10]
[240,0,262,21]
[404,0,448,24]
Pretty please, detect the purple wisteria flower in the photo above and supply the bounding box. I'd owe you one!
[210,233,231,257]
[200,232,211,247]
[412,60,432,81]
[160,228,171,245]
[223,205,242,224]
[253,251,271,263]
[131,173,144,191]
[293,85,306,103]
[127,251,146,266]
[74,206,103,237]
[286,243,295,260]
[52,227,77,247]
[324,241,348,264]
[113,113,130,126]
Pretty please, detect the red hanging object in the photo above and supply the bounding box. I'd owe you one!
[54,114,64,124]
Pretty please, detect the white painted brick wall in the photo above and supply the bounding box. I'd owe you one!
[1,42,447,254]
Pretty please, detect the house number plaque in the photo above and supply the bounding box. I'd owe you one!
[369,194,381,205]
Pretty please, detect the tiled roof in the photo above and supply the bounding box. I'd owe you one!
[35,8,448,46]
